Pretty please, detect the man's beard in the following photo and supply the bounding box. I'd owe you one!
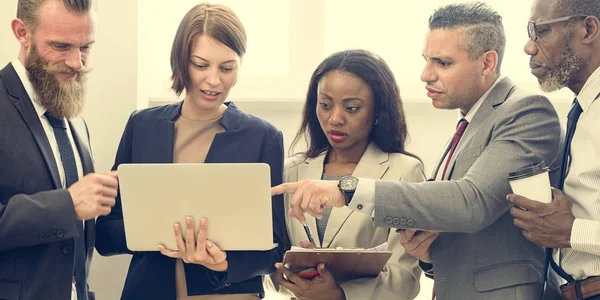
[538,37,585,93]
[25,44,89,118]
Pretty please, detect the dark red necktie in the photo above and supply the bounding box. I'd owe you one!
[441,118,469,180]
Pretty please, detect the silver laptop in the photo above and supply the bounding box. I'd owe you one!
[117,163,274,251]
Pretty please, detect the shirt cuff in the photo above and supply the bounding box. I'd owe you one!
[347,178,376,215]
[570,218,600,255]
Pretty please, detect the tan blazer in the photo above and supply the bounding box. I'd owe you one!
[268,143,424,300]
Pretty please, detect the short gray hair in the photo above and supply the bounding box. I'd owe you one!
[556,0,600,19]
[428,1,506,73]
[17,0,94,29]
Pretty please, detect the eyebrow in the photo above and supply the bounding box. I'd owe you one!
[48,40,96,47]
[423,54,453,61]
[190,55,237,64]
[318,93,363,102]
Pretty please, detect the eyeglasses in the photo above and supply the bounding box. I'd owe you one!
[528,15,588,41]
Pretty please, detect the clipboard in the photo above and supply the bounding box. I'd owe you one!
[282,246,393,282]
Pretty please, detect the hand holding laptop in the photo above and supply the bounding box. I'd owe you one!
[158,217,228,272]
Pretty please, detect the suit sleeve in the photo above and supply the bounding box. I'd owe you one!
[210,130,291,286]
[352,95,561,233]
[339,159,423,300]
[95,112,135,256]
[0,189,79,251]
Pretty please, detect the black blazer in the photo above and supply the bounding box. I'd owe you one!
[95,101,290,299]
[0,63,96,300]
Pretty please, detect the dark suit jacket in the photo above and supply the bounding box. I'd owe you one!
[0,63,96,300]
[95,101,290,299]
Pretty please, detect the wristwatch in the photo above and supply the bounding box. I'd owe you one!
[338,175,359,206]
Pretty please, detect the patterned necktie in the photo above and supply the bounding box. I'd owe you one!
[559,99,583,189]
[45,112,88,300]
[441,118,469,179]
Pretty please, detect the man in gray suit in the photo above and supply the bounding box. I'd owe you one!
[0,1,117,300]
[272,2,562,299]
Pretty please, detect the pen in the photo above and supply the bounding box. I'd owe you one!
[302,223,316,246]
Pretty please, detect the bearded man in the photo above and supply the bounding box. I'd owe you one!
[508,0,600,299]
[0,1,118,300]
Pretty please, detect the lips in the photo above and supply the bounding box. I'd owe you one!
[425,86,443,99]
[327,130,347,143]
[201,90,221,101]
[529,62,545,76]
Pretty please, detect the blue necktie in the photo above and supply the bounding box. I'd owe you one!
[542,99,583,296]
[45,112,88,300]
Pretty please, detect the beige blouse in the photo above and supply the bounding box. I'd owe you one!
[172,112,261,300]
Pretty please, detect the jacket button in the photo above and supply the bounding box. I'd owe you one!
[62,246,73,255]
[407,219,415,227]
[400,218,408,226]
[384,216,393,224]
[56,229,64,238]
[392,217,401,225]
[356,204,363,210]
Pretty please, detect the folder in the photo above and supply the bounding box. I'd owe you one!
[282,246,393,282]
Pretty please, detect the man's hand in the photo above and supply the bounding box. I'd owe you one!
[68,171,118,220]
[159,217,228,272]
[508,188,575,248]
[398,229,439,263]
[276,262,345,300]
[271,180,345,223]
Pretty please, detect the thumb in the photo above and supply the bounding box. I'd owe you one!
[317,263,328,275]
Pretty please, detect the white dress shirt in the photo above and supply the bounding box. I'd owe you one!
[12,58,84,300]
[560,66,600,280]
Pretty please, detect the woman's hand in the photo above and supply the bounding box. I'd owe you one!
[276,262,346,300]
[159,217,228,272]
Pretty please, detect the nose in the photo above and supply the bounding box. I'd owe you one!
[64,49,83,71]
[524,39,538,56]
[420,62,437,83]
[329,106,345,126]
[206,68,221,86]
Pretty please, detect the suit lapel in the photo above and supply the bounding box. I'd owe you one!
[1,64,61,189]
[68,119,96,249]
[297,155,325,247]
[444,77,516,179]
[321,143,389,248]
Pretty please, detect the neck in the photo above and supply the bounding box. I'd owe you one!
[327,141,369,164]
[181,97,226,121]
[569,56,600,95]
[460,74,498,116]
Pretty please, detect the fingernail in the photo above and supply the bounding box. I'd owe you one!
[173,224,179,231]
[186,217,192,225]
[201,218,207,226]
[206,240,213,248]
[506,195,513,202]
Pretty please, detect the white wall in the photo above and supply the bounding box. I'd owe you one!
[0,0,573,299]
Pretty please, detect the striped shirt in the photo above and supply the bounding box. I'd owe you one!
[561,66,600,280]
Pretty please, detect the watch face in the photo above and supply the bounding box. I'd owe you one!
[340,176,358,191]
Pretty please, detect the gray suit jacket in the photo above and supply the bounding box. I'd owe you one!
[0,63,96,300]
[351,77,562,300]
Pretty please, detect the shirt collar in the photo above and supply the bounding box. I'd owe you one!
[11,57,46,118]
[577,66,600,112]
[459,74,505,123]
